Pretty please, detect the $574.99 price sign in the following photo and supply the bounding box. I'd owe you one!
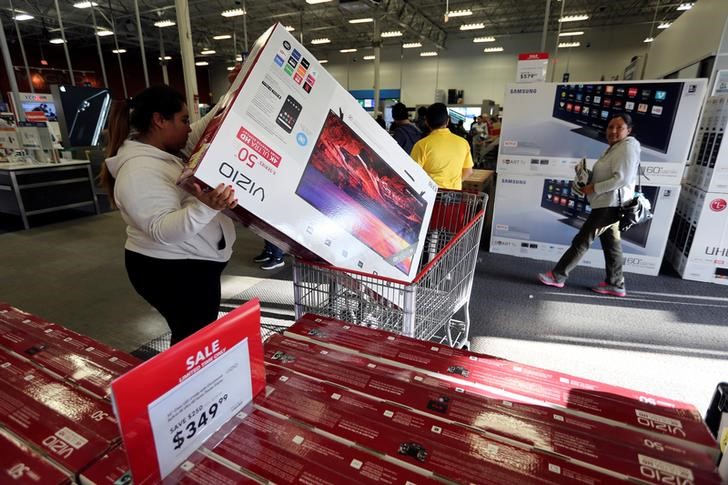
[172,394,228,450]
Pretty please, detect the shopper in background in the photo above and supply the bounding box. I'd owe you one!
[415,106,430,137]
[375,112,387,130]
[389,102,421,154]
[470,115,489,166]
[410,103,474,190]
[100,85,238,344]
[538,113,640,297]
[253,241,285,270]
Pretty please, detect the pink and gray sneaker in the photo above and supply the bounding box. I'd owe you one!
[537,271,565,288]
[590,282,627,297]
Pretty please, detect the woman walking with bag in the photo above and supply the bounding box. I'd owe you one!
[537,113,640,297]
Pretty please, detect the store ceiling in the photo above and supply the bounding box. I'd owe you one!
[2,0,693,65]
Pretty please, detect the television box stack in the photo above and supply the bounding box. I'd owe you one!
[666,95,728,285]
[462,169,496,248]
[184,23,438,283]
[250,314,720,484]
[0,303,134,481]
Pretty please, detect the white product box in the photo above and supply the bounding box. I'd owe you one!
[667,185,728,285]
[490,173,681,276]
[186,23,437,282]
[498,80,707,186]
[686,95,728,193]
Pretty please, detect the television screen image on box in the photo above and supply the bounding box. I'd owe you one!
[51,84,111,147]
[552,82,683,154]
[541,178,658,248]
[296,110,427,274]
[21,101,57,122]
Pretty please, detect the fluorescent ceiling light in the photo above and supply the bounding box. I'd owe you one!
[658,22,671,29]
[644,37,654,43]
[363,55,375,60]
[348,18,373,24]
[558,41,581,48]
[339,48,357,53]
[221,8,246,17]
[381,31,403,38]
[559,14,589,22]
[235,55,242,61]
[153,20,175,28]
[73,1,98,8]
[226,66,235,71]
[285,25,295,32]
[49,38,65,44]
[559,31,584,36]
[13,13,34,21]
[310,38,331,44]
[213,34,231,40]
[201,49,216,55]
[677,3,693,10]
[446,9,472,18]
[420,51,438,57]
[96,30,113,37]
[306,0,332,3]
[473,36,495,43]
[460,23,485,31]
[319,59,328,64]
[159,56,172,60]
[112,48,126,54]
[402,42,422,48]
[195,61,209,66]
[483,47,504,53]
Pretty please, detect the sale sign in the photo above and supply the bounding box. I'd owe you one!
[516,52,548,83]
[111,300,265,484]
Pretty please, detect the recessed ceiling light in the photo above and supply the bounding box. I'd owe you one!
[339,48,358,53]
[446,9,472,18]
[483,47,503,53]
[402,42,422,48]
[349,18,373,24]
[73,1,98,8]
[235,55,242,61]
[201,49,216,55]
[644,37,654,43]
[381,31,403,38]
[558,41,581,48]
[221,8,246,17]
[460,23,485,31]
[96,30,113,37]
[473,36,495,43]
[153,20,175,28]
[310,38,331,44]
[319,59,329,64]
[226,66,235,71]
[49,38,65,44]
[305,0,332,3]
[677,3,693,10]
[13,13,33,21]
[559,31,584,36]
[658,22,671,29]
[420,51,438,57]
[112,48,126,54]
[195,61,209,66]
[159,55,172,60]
[559,14,589,22]
[285,25,295,32]
[213,34,231,40]
[363,55,376,60]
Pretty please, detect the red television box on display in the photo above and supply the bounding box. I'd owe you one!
[183,23,437,283]
[0,427,72,484]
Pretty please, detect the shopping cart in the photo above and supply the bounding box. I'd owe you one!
[292,190,487,349]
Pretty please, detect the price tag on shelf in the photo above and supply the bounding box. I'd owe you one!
[111,300,265,484]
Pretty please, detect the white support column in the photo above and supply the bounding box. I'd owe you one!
[373,19,381,114]
[175,0,199,121]
[90,6,109,87]
[133,0,150,87]
[53,0,74,83]
[0,16,23,120]
[159,28,169,85]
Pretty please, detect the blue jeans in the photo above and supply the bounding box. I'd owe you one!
[264,240,284,260]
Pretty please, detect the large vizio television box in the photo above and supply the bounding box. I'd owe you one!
[666,185,728,285]
[497,80,707,186]
[185,23,437,282]
[489,173,681,276]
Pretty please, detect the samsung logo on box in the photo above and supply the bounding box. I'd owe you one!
[502,178,526,185]
[510,88,537,94]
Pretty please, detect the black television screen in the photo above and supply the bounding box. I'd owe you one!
[552,82,683,153]
[51,84,111,148]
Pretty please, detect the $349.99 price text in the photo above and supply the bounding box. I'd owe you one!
[171,394,228,450]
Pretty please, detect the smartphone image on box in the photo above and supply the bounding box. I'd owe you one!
[276,95,302,133]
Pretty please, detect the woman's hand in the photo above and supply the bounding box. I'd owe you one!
[191,182,238,210]
[582,184,595,195]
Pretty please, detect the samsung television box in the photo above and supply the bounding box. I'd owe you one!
[490,173,680,276]
[185,23,437,282]
[498,80,707,186]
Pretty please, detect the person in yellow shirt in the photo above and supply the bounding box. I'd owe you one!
[410,103,474,189]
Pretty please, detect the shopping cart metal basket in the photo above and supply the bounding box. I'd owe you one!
[292,190,487,348]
